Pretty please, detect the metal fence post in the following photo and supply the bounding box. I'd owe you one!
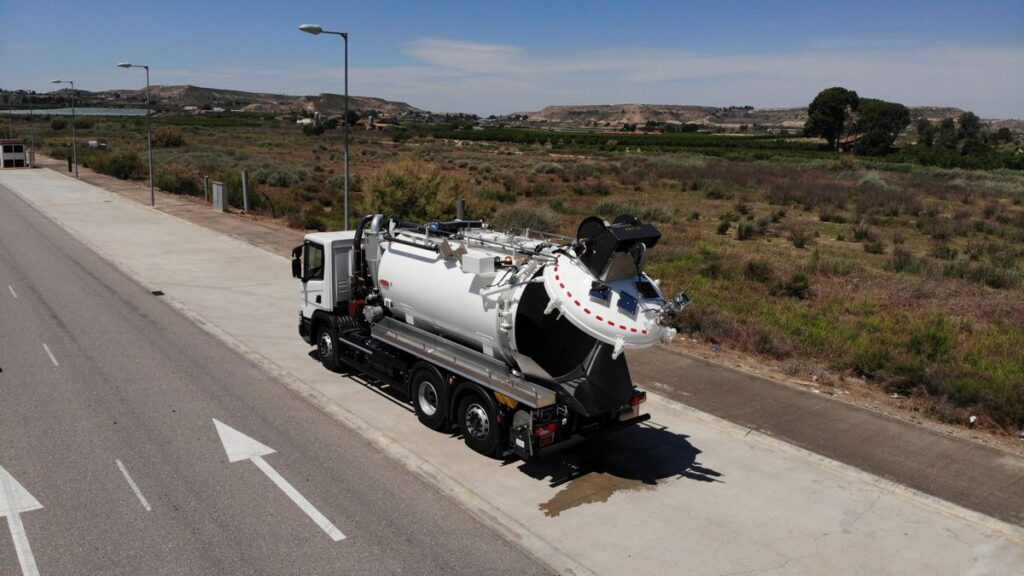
[241,169,250,213]
[457,198,466,220]
[204,176,210,202]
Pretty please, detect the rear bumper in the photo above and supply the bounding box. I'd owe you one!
[534,412,650,458]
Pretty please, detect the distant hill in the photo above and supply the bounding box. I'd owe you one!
[44,84,424,116]
[513,103,1017,131]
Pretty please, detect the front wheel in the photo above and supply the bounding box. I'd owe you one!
[458,394,500,457]
[316,324,341,372]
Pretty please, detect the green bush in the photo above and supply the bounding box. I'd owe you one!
[155,165,201,196]
[50,118,67,130]
[88,151,145,180]
[490,206,557,232]
[886,247,925,274]
[360,158,472,222]
[774,273,812,299]
[863,240,886,254]
[744,259,774,283]
[154,126,185,147]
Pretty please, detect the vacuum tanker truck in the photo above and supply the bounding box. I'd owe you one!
[292,213,689,459]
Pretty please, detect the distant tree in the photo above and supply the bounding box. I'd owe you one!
[853,98,910,155]
[804,87,860,151]
[994,127,1013,143]
[957,111,982,141]
[345,110,360,126]
[936,118,959,150]
[915,118,935,147]
[302,123,325,136]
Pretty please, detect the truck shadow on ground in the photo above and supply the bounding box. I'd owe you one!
[516,422,723,517]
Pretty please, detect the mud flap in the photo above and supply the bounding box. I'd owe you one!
[510,409,533,460]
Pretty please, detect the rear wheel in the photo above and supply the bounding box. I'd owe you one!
[412,368,447,430]
[316,323,341,372]
[458,394,499,456]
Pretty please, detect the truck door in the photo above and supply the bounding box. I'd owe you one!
[301,241,327,317]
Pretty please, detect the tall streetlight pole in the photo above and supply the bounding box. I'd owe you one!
[50,79,78,178]
[118,63,155,206]
[299,23,350,230]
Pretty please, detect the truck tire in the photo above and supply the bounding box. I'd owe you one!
[458,393,500,457]
[412,368,447,430]
[316,323,341,372]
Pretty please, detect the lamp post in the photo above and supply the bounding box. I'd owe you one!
[118,62,155,206]
[299,23,349,230]
[50,79,77,178]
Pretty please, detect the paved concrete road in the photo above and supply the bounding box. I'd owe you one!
[3,169,1023,576]
[0,182,548,574]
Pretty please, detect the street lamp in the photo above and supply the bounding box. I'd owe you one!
[118,62,155,207]
[300,23,350,230]
[50,79,78,178]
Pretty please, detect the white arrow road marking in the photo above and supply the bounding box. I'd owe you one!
[0,464,42,576]
[212,419,345,542]
[115,460,151,512]
[41,344,58,367]
[7,285,16,298]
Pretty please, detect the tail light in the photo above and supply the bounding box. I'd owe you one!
[630,390,647,407]
[533,423,558,447]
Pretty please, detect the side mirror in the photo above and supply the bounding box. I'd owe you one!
[291,245,303,280]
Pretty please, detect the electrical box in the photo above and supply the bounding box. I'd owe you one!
[461,252,495,275]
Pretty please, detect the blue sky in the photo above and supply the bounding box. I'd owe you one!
[2,0,1022,117]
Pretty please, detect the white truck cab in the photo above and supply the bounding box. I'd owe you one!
[293,231,356,341]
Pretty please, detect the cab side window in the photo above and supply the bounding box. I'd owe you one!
[305,243,325,281]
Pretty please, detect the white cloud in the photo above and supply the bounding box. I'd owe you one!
[44,39,1019,118]
[330,40,1023,117]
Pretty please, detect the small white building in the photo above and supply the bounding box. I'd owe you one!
[1,139,30,168]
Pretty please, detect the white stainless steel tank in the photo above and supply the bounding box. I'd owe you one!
[371,222,677,383]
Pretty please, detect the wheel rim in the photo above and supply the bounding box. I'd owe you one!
[464,403,490,440]
[418,380,439,416]
[318,331,333,360]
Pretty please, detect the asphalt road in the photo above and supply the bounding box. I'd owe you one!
[0,183,549,574]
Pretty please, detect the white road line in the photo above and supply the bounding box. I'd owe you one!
[251,455,345,541]
[7,285,16,298]
[1,464,43,576]
[115,459,152,512]
[41,344,58,367]
[213,419,345,541]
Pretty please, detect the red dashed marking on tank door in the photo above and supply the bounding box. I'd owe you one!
[555,275,560,281]
[608,320,615,326]
[596,315,604,321]
[559,283,565,289]
[630,328,638,333]
[574,300,581,306]
[642,330,648,335]
[584,308,591,314]
[619,325,627,330]
[566,291,573,298]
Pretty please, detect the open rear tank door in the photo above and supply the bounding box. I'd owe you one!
[511,216,676,416]
[540,215,674,357]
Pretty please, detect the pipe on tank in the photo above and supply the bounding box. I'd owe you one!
[352,214,376,281]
